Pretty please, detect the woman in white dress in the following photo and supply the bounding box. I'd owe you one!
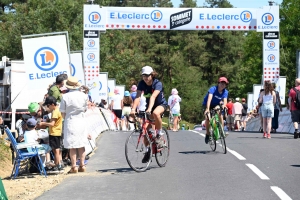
[168,88,182,132]
[60,76,88,173]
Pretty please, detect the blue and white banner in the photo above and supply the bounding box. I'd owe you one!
[247,93,254,112]
[70,52,85,85]
[84,5,106,31]
[99,73,108,102]
[21,35,70,89]
[256,6,279,32]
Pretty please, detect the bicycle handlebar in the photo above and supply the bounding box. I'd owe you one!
[126,112,155,123]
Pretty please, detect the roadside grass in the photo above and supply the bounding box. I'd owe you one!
[162,117,195,130]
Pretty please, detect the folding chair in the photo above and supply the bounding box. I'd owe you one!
[4,127,47,179]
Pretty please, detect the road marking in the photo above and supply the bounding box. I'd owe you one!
[227,148,246,160]
[190,130,205,137]
[271,186,292,200]
[246,164,270,180]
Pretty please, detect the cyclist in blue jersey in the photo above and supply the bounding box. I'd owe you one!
[131,66,168,163]
[202,77,229,144]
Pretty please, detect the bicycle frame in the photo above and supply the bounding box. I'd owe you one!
[209,109,221,140]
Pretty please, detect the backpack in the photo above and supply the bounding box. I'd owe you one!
[292,88,300,109]
[242,103,248,116]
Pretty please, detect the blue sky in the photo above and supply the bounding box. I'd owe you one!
[172,0,283,8]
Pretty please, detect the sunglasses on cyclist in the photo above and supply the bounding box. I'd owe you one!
[142,74,151,78]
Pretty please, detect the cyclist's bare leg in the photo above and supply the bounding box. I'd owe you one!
[218,112,224,128]
[143,122,151,146]
[152,106,165,135]
[205,114,210,135]
[173,116,178,131]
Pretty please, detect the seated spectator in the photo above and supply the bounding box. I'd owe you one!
[23,118,54,169]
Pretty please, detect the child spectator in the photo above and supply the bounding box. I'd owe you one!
[40,96,64,173]
[23,118,54,171]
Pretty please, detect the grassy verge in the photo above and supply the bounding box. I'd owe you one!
[162,117,195,130]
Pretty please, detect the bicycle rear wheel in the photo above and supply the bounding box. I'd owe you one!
[125,130,152,172]
[209,127,216,151]
[218,124,227,154]
[155,127,170,167]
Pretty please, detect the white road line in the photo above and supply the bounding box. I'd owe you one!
[246,164,270,180]
[227,148,246,160]
[190,130,205,137]
[271,186,292,200]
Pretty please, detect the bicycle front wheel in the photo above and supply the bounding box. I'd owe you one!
[218,124,227,154]
[155,127,170,167]
[125,130,152,172]
[209,127,216,151]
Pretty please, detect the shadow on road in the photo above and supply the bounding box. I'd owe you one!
[96,167,134,174]
[237,136,294,139]
[178,150,221,155]
[291,165,300,167]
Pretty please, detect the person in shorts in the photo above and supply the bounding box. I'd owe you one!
[40,96,64,172]
[288,78,300,139]
[110,88,123,130]
[226,98,234,131]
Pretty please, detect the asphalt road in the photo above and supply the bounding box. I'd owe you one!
[37,130,300,200]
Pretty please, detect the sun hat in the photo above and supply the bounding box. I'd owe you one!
[141,66,153,75]
[131,85,137,92]
[235,97,240,102]
[218,77,229,84]
[242,98,246,102]
[28,102,40,113]
[26,118,37,128]
[64,76,81,90]
[171,88,178,95]
[114,88,120,94]
[124,91,130,97]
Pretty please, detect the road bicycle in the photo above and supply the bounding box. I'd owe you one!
[125,112,170,172]
[205,105,227,154]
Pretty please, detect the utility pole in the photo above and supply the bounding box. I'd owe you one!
[268,1,275,6]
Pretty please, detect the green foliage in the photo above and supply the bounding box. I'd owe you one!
[0,139,10,161]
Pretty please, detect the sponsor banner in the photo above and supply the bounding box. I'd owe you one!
[84,30,99,38]
[247,93,254,112]
[22,35,70,89]
[70,52,85,85]
[99,73,108,102]
[253,84,263,106]
[108,79,116,104]
[275,76,286,105]
[84,5,106,31]
[256,6,279,32]
[104,7,258,30]
[263,33,279,82]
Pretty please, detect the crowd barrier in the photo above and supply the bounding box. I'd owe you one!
[246,107,294,134]
[84,107,116,155]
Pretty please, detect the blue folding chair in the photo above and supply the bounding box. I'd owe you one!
[4,127,47,179]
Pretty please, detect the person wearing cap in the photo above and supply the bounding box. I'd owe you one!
[233,97,243,131]
[202,77,229,144]
[226,98,234,131]
[168,88,181,132]
[59,76,88,173]
[131,66,168,163]
[240,98,248,131]
[110,88,123,130]
[28,102,49,130]
[122,91,133,130]
[23,118,54,172]
[130,85,138,102]
[47,74,67,103]
[258,80,276,139]
[39,96,64,173]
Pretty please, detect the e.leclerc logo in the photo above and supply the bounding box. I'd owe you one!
[70,63,76,76]
[267,54,276,62]
[30,47,66,80]
[87,39,95,47]
[267,41,275,49]
[199,10,252,22]
[89,12,101,24]
[99,81,102,91]
[262,13,274,25]
[87,53,95,61]
[109,10,163,22]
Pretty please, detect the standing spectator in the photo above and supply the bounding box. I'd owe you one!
[168,88,181,132]
[122,91,133,131]
[241,98,248,131]
[271,83,282,133]
[226,98,234,131]
[288,78,300,139]
[258,89,264,132]
[59,76,88,173]
[233,98,243,131]
[259,80,276,139]
[40,96,64,173]
[110,88,123,130]
[130,85,137,102]
[47,74,67,103]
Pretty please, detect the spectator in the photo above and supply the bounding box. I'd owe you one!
[40,96,64,173]
[258,89,264,132]
[226,98,234,131]
[241,98,248,131]
[47,74,67,103]
[233,98,243,131]
[28,102,49,130]
[271,83,282,133]
[122,91,133,130]
[168,88,181,132]
[81,85,92,102]
[130,85,137,102]
[288,78,300,139]
[59,76,88,173]
[110,88,123,130]
[99,99,108,109]
[258,80,276,139]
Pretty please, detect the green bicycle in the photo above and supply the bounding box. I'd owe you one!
[206,106,227,154]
